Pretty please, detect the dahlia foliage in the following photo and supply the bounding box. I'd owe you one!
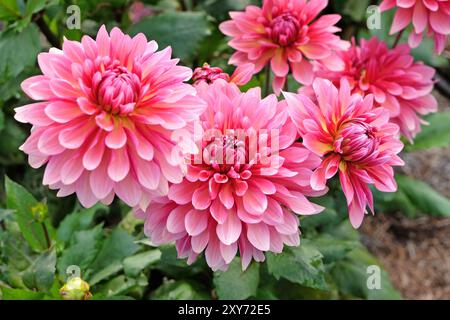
[16,0,443,272]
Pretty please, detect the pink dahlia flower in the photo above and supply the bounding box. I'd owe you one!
[136,79,326,271]
[219,0,349,94]
[380,0,450,54]
[15,26,205,208]
[284,78,404,228]
[312,37,437,141]
[192,63,254,86]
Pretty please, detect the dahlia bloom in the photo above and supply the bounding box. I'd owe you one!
[136,79,326,271]
[219,0,349,94]
[192,63,254,86]
[380,0,450,54]
[15,26,205,208]
[284,78,404,228]
[312,37,437,141]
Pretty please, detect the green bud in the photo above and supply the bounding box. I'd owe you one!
[30,202,48,223]
[60,277,92,300]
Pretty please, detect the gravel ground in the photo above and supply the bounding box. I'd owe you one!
[360,90,450,300]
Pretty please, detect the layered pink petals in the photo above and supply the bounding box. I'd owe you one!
[137,79,326,271]
[285,78,404,228]
[16,25,205,208]
[380,0,450,54]
[219,0,349,94]
[313,37,437,141]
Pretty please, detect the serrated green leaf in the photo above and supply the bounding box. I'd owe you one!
[56,204,105,245]
[98,276,135,296]
[213,258,259,300]
[129,12,211,62]
[89,229,139,272]
[266,242,328,290]
[5,176,49,252]
[33,249,56,291]
[123,250,161,277]
[0,24,41,82]
[88,261,123,286]
[57,225,103,277]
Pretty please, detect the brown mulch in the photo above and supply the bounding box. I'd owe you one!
[359,91,450,299]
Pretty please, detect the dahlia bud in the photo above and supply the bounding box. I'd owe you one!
[30,202,48,223]
[270,13,300,46]
[192,63,230,85]
[60,277,92,300]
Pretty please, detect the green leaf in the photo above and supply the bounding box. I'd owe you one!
[129,12,211,62]
[5,176,49,252]
[86,229,139,285]
[266,241,328,290]
[375,174,450,218]
[97,275,144,297]
[57,225,103,277]
[330,249,402,299]
[213,258,260,300]
[88,261,123,286]
[22,249,56,292]
[0,118,27,165]
[343,0,370,21]
[123,250,161,277]
[89,229,139,272]
[311,234,360,264]
[25,0,47,16]
[33,249,56,291]
[201,0,255,21]
[152,279,210,300]
[0,24,41,82]
[56,204,105,245]
[0,0,21,22]
[405,112,450,151]
[0,287,46,300]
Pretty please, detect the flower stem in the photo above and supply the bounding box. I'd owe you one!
[283,77,289,92]
[264,65,271,96]
[34,13,61,49]
[392,29,404,48]
[41,222,51,249]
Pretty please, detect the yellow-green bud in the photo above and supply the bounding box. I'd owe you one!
[60,277,92,300]
[30,202,48,223]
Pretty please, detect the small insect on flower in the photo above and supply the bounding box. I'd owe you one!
[15,25,206,209]
[284,78,404,228]
[219,0,350,94]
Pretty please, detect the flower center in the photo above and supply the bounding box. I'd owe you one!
[270,13,300,46]
[335,121,379,162]
[204,133,246,172]
[95,61,141,116]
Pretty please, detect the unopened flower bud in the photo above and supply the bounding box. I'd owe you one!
[60,277,92,300]
[31,202,48,223]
